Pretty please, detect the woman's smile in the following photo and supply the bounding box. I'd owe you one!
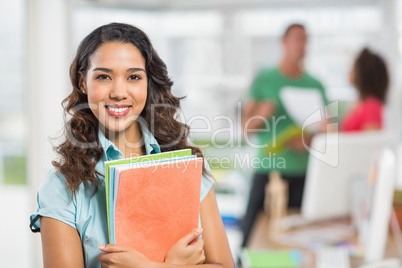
[105,104,132,117]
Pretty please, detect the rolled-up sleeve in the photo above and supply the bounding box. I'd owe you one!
[30,168,76,232]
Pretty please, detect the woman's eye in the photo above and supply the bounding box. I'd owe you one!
[96,74,110,80]
[129,75,140,80]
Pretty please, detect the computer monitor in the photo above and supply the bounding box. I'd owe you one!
[364,148,396,262]
[301,131,397,221]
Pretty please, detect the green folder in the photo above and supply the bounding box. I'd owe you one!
[242,249,303,268]
[104,149,192,242]
[264,125,304,154]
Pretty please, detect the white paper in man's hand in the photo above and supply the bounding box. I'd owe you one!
[279,87,325,132]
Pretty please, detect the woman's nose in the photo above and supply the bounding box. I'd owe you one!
[109,78,128,100]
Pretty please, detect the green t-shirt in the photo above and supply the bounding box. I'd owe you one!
[248,67,328,176]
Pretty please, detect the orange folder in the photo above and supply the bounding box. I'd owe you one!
[115,157,203,262]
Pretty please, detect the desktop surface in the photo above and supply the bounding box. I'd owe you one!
[244,211,400,268]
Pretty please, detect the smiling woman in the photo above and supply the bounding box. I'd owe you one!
[29,23,234,268]
[81,42,148,149]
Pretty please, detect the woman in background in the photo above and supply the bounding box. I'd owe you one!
[341,48,389,132]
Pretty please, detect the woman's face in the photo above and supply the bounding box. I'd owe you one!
[80,42,148,136]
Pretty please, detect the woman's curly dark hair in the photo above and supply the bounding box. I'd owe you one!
[353,48,389,103]
[53,23,207,196]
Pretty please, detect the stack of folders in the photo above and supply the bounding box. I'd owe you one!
[105,149,203,262]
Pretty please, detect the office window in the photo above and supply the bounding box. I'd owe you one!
[238,6,381,101]
[70,3,385,149]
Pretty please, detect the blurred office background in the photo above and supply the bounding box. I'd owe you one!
[1,0,402,266]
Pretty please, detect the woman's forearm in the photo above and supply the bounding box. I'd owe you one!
[156,263,227,268]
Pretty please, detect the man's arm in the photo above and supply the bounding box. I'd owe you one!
[241,100,276,135]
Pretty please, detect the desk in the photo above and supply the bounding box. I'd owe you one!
[245,211,400,268]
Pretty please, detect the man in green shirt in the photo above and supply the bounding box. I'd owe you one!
[240,24,328,248]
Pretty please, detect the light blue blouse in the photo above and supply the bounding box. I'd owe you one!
[30,126,214,268]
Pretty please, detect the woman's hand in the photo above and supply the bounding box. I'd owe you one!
[286,137,306,152]
[164,228,205,265]
[98,244,155,268]
[286,134,312,153]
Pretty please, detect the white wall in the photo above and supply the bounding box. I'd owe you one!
[26,0,71,266]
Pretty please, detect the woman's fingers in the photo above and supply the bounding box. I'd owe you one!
[164,229,206,265]
[97,252,111,264]
[191,238,204,250]
[189,238,205,264]
[198,249,206,264]
[179,228,203,245]
[98,244,130,253]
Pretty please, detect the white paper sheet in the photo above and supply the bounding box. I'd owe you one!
[279,87,325,132]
